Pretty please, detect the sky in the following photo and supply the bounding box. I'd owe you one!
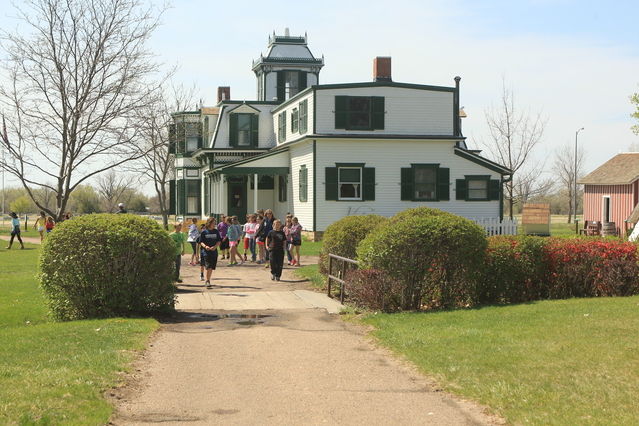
[1,0,639,193]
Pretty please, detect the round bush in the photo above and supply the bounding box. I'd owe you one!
[39,214,176,320]
[319,214,388,275]
[357,212,487,310]
[391,206,449,222]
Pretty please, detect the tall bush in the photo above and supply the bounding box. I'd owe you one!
[345,269,403,312]
[39,214,176,320]
[357,212,487,309]
[319,214,388,275]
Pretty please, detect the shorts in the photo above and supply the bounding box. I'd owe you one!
[190,241,198,252]
[10,227,20,236]
[291,238,302,246]
[229,240,238,247]
[37,226,44,232]
[220,238,229,250]
[201,250,218,270]
[256,239,265,246]
[244,238,250,250]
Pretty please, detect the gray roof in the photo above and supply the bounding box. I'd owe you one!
[578,153,639,185]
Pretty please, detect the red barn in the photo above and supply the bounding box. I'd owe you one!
[578,153,639,236]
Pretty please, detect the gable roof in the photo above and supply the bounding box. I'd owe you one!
[578,153,639,185]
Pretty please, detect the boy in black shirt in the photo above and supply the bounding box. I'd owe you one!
[199,217,221,288]
[266,219,286,281]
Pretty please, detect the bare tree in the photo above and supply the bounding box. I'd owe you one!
[512,164,555,208]
[131,84,196,229]
[553,143,586,223]
[482,79,546,219]
[0,0,165,221]
[631,90,639,135]
[96,170,135,212]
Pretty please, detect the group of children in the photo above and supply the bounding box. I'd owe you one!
[33,211,56,242]
[169,210,304,286]
[4,210,55,250]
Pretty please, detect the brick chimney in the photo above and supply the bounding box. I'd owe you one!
[217,86,231,102]
[373,57,392,82]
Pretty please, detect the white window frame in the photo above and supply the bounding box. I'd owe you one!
[338,167,362,201]
[186,169,199,177]
[237,113,252,146]
[467,178,489,201]
[186,136,199,152]
[176,169,184,179]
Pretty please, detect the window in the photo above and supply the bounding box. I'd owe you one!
[277,71,307,101]
[414,165,437,201]
[229,113,258,147]
[467,178,489,200]
[186,180,200,214]
[176,169,184,179]
[186,136,199,152]
[278,112,287,142]
[299,99,308,134]
[278,175,287,202]
[455,176,500,201]
[401,165,450,201]
[299,165,308,202]
[237,114,252,146]
[186,169,199,177]
[335,96,385,130]
[291,108,299,133]
[325,164,375,201]
[338,167,362,200]
[250,175,274,190]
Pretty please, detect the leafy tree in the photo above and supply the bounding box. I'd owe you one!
[9,195,34,214]
[69,185,101,214]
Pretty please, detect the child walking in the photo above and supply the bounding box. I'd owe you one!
[187,217,200,266]
[255,215,266,264]
[197,223,206,281]
[290,217,303,266]
[200,217,221,288]
[169,223,186,283]
[33,211,46,242]
[218,215,230,260]
[227,216,243,265]
[283,216,294,265]
[244,214,258,262]
[6,212,24,249]
[45,216,55,233]
[266,219,286,281]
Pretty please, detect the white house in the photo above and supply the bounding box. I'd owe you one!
[170,30,511,238]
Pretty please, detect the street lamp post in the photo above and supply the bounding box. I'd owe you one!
[575,127,584,225]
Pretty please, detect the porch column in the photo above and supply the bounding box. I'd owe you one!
[254,173,259,213]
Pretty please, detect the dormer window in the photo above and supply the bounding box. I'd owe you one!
[335,96,385,130]
[229,113,259,148]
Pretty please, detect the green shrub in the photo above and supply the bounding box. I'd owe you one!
[319,214,388,275]
[345,269,402,312]
[482,236,550,304]
[358,212,487,309]
[390,206,449,222]
[39,214,176,320]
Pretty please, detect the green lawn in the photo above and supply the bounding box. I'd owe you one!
[0,244,158,424]
[363,297,639,425]
[301,236,322,256]
[294,264,325,290]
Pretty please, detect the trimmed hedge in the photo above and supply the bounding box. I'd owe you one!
[482,236,639,304]
[357,212,487,309]
[345,269,402,312]
[319,214,388,275]
[39,214,176,320]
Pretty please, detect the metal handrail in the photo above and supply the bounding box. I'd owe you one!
[327,253,359,303]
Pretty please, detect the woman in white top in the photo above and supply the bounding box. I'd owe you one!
[33,211,46,242]
[186,217,201,266]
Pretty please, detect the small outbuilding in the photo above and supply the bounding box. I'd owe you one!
[578,153,639,236]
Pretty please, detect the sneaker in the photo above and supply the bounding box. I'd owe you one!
[256,260,262,264]
[275,276,280,282]
[244,254,248,261]
[205,280,211,288]
[271,274,275,281]
[264,264,269,268]
[200,274,204,281]
[291,260,296,266]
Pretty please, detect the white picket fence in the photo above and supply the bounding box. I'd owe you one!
[471,217,518,236]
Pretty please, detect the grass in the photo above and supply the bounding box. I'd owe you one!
[363,297,639,425]
[0,243,158,424]
[294,264,325,290]
[301,235,322,256]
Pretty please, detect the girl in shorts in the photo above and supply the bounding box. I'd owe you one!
[200,217,221,288]
[255,215,266,264]
[244,214,258,262]
[290,217,303,266]
[227,216,243,265]
[6,212,24,250]
[33,211,46,242]
[45,216,55,233]
[217,215,230,260]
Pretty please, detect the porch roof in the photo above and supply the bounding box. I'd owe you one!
[210,148,290,176]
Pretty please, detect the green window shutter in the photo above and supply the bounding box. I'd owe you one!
[335,96,348,129]
[169,180,176,215]
[281,112,286,140]
[300,100,308,133]
[325,167,338,200]
[437,167,450,201]
[229,114,238,147]
[277,71,285,101]
[400,168,413,201]
[299,71,307,90]
[371,96,385,130]
[363,167,375,201]
[489,179,501,201]
[250,114,259,147]
[299,166,308,202]
[456,179,467,200]
[177,180,186,214]
[168,124,176,154]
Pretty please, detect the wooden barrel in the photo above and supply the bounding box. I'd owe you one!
[601,222,616,237]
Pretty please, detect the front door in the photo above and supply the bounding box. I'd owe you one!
[227,176,247,221]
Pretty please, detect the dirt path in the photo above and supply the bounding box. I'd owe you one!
[110,255,499,425]
[0,234,42,245]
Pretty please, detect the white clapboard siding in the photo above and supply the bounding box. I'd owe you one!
[315,86,454,136]
[289,141,314,230]
[213,104,277,149]
[314,139,501,231]
[471,218,518,236]
[273,91,314,145]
